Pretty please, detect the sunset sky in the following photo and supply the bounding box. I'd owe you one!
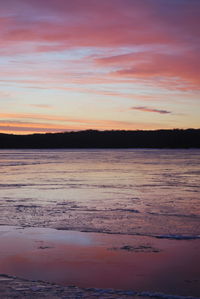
[0,0,200,134]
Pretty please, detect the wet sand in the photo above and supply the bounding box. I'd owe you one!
[0,226,199,298]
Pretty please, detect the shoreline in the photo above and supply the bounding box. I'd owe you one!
[1,274,199,299]
[1,223,200,240]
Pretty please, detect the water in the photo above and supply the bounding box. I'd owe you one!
[0,149,199,237]
[0,226,199,296]
[0,149,200,296]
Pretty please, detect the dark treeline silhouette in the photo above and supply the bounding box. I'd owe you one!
[0,129,200,149]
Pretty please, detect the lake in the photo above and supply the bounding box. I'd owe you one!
[0,149,199,296]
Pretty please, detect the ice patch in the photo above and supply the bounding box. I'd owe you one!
[154,234,200,240]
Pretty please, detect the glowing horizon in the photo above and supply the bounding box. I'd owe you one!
[0,0,200,134]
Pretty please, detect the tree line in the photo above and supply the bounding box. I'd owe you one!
[0,129,199,148]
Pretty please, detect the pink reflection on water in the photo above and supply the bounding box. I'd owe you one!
[0,227,199,296]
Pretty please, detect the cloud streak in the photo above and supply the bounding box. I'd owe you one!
[29,104,53,109]
[97,51,200,91]
[0,112,139,127]
[0,111,168,134]
[131,106,171,114]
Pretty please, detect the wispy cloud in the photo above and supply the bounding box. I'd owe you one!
[0,112,135,125]
[131,106,171,114]
[29,104,53,109]
[0,112,137,127]
[1,1,200,93]
[0,112,168,134]
[97,51,200,91]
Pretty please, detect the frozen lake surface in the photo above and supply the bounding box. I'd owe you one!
[0,149,199,237]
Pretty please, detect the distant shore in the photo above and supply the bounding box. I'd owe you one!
[0,129,200,148]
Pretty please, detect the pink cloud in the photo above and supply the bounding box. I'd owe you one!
[0,0,199,93]
[97,51,200,91]
[1,0,199,50]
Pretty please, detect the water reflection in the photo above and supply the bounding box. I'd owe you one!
[0,226,199,297]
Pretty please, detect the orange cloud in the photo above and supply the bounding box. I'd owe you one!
[0,112,135,127]
[0,112,170,134]
[28,104,53,109]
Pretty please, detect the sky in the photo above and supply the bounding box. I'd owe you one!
[0,0,200,134]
